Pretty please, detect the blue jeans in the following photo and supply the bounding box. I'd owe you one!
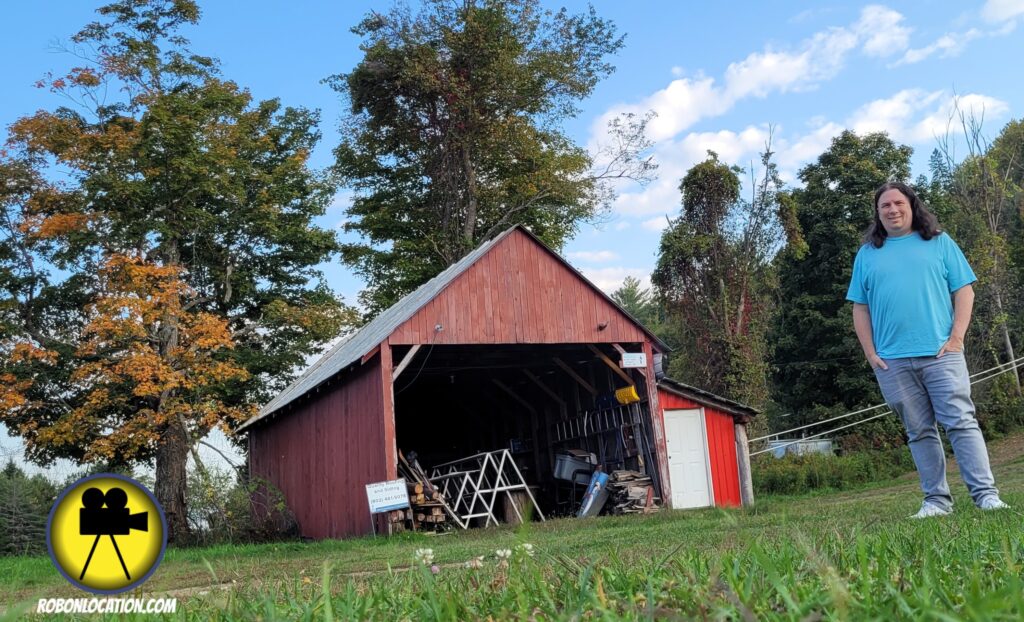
[873,352,999,509]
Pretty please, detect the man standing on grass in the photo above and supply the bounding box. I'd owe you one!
[846,181,1009,519]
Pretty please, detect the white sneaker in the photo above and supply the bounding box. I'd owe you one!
[979,497,1010,511]
[910,502,952,519]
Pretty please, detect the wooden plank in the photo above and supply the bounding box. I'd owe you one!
[392,344,422,381]
[587,344,634,385]
[553,357,597,395]
[522,369,566,407]
[361,344,380,365]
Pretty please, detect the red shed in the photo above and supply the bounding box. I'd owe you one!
[239,226,756,538]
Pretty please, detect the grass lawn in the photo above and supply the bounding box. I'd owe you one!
[3,434,1023,620]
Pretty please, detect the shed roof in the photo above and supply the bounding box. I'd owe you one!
[657,377,760,421]
[239,225,669,432]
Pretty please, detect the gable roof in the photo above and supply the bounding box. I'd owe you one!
[239,225,669,432]
[657,377,760,421]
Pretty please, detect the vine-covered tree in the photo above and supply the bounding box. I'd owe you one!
[331,0,655,315]
[0,0,355,542]
[771,131,912,431]
[652,148,783,407]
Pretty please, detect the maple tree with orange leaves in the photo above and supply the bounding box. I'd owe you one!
[0,1,356,542]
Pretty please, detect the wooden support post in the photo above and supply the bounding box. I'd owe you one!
[587,345,634,385]
[392,344,422,381]
[735,422,755,507]
[553,357,597,395]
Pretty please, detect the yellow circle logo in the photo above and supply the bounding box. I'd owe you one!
[47,474,167,594]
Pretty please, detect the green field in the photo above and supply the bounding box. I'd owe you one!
[3,435,1023,621]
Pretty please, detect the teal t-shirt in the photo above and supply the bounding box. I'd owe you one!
[846,232,976,359]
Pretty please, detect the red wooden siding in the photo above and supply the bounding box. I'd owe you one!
[389,229,649,345]
[249,357,390,539]
[657,389,742,508]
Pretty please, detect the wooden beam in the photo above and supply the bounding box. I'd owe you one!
[392,344,422,380]
[611,344,626,355]
[522,370,566,408]
[587,345,634,385]
[492,379,536,413]
[552,357,597,395]
[361,344,380,365]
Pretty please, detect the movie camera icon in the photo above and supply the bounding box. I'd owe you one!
[78,487,148,581]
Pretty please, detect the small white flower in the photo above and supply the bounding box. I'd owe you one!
[495,548,512,560]
[516,543,535,557]
[415,548,434,565]
[465,556,484,569]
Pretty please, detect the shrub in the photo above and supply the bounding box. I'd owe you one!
[752,447,914,496]
[185,465,298,546]
[974,374,1024,437]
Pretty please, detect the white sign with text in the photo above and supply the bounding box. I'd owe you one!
[365,478,411,513]
[620,353,647,368]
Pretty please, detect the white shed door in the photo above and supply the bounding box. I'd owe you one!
[663,408,712,509]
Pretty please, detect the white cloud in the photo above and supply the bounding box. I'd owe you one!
[981,0,1024,22]
[849,90,1009,143]
[578,267,652,293]
[591,6,911,146]
[855,5,912,57]
[894,29,982,65]
[613,221,632,231]
[568,250,620,263]
[670,66,685,77]
[642,216,671,232]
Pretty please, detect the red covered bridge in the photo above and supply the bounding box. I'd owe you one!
[239,225,756,538]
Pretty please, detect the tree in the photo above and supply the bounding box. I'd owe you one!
[652,147,783,407]
[771,131,912,431]
[0,0,355,542]
[331,0,655,316]
[937,115,1023,393]
[0,461,56,556]
[610,276,660,331]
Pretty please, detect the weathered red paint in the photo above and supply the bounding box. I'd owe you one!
[249,358,389,538]
[389,229,649,346]
[248,227,758,540]
[656,389,742,508]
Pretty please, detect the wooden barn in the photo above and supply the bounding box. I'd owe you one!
[238,226,756,539]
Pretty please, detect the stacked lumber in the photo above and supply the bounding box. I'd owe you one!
[607,470,660,514]
[394,449,465,532]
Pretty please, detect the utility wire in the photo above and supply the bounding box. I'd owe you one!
[750,355,1024,456]
[752,354,1024,443]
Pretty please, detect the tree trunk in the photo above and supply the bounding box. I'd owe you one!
[462,144,478,250]
[154,419,190,544]
[993,289,1022,393]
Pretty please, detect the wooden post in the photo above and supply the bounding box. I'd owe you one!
[734,422,755,507]
[641,340,671,508]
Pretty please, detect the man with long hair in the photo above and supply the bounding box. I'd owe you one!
[846,181,1009,518]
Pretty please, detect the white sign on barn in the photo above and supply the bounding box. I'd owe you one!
[365,479,410,513]
[620,352,647,368]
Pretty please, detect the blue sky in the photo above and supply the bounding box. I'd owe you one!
[3,1,1023,298]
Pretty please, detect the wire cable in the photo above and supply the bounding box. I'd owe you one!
[750,356,1024,456]
[752,354,1024,443]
